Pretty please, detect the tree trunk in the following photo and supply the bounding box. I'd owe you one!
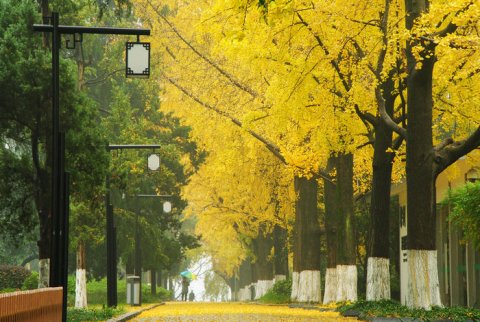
[157,270,162,287]
[151,269,157,295]
[35,0,52,290]
[75,240,87,308]
[126,255,134,275]
[291,176,321,303]
[252,227,274,299]
[404,0,442,308]
[335,153,357,302]
[406,250,441,308]
[323,156,337,303]
[273,224,288,281]
[238,260,253,301]
[367,80,395,300]
[31,100,50,289]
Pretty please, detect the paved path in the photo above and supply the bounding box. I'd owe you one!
[128,302,358,321]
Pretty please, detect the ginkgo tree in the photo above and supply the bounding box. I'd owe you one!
[181,114,294,298]
[134,0,480,308]
[134,0,372,302]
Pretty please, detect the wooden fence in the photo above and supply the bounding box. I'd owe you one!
[0,287,62,322]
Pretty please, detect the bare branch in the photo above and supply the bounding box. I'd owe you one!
[84,69,123,86]
[354,104,378,127]
[375,0,391,77]
[434,126,480,175]
[376,88,407,138]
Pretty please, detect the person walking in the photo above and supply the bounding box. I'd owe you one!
[181,276,190,301]
[189,290,195,301]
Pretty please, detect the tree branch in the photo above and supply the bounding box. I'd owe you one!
[296,12,351,92]
[84,69,123,86]
[355,104,378,127]
[163,74,286,164]
[147,0,259,98]
[376,88,407,138]
[432,0,475,39]
[434,126,480,175]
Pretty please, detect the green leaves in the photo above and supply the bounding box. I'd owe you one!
[444,181,480,249]
[337,299,480,321]
[0,146,37,242]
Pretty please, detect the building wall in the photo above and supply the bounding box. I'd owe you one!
[393,158,480,307]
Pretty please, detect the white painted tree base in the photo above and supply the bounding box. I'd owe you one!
[291,270,321,302]
[255,280,274,299]
[291,271,299,301]
[243,285,250,301]
[75,269,88,308]
[406,250,442,309]
[237,287,248,301]
[336,265,357,302]
[274,275,286,283]
[323,268,337,304]
[237,287,246,301]
[366,257,390,301]
[38,259,50,288]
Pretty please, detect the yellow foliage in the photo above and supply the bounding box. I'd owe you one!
[132,0,480,275]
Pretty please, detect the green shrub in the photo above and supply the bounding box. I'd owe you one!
[0,288,17,293]
[67,275,76,306]
[22,271,38,290]
[337,300,480,321]
[444,181,480,249]
[66,276,171,306]
[142,285,172,303]
[258,279,292,304]
[67,306,124,322]
[0,265,30,290]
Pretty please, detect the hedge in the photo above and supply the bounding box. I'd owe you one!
[0,265,30,290]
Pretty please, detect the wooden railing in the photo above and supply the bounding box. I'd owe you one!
[0,287,62,322]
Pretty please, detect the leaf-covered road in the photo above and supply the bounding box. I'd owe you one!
[129,302,358,321]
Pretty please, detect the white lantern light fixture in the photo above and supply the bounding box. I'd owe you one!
[126,41,150,78]
[163,201,172,213]
[147,153,160,171]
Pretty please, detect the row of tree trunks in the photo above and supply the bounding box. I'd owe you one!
[291,176,322,302]
[233,224,289,301]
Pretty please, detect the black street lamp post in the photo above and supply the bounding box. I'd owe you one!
[127,193,172,306]
[33,13,150,319]
[106,144,160,307]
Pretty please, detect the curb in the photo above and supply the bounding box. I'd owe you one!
[288,303,336,312]
[107,303,164,322]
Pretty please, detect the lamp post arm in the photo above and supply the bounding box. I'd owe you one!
[33,24,150,36]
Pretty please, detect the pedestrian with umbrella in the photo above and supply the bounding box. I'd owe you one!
[180,271,195,301]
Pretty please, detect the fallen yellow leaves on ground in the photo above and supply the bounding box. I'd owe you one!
[133,302,357,321]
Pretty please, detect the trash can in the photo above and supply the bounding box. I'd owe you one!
[126,276,141,306]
